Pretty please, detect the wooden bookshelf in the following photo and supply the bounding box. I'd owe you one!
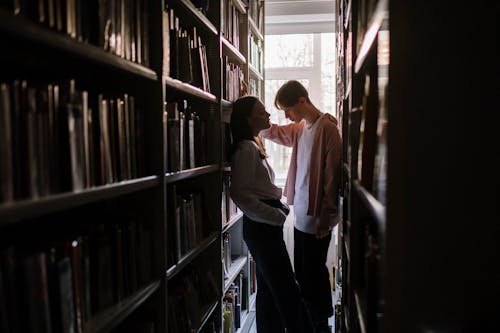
[83,281,161,333]
[337,0,498,332]
[0,0,267,331]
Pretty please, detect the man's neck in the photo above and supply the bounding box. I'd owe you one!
[304,107,321,125]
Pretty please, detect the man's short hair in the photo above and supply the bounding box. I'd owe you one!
[274,80,311,109]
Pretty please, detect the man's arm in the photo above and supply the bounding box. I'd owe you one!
[259,121,303,147]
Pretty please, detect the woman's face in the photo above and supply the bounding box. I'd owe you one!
[247,101,271,134]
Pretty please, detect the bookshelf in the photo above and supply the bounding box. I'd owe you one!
[336,0,498,332]
[0,0,266,332]
[220,1,264,332]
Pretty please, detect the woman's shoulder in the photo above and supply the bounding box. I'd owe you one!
[237,140,259,151]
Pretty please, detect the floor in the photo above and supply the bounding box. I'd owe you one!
[244,303,335,333]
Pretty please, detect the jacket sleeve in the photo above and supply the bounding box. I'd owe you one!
[259,122,302,147]
[318,124,343,231]
[230,146,287,226]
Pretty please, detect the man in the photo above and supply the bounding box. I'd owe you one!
[260,80,342,333]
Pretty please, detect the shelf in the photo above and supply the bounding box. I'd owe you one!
[354,0,388,73]
[221,98,233,110]
[0,10,157,81]
[167,232,219,279]
[248,18,264,42]
[354,290,367,333]
[343,237,351,263]
[248,64,263,81]
[344,0,352,29]
[222,211,243,233]
[224,256,248,292]
[83,280,161,333]
[232,0,247,14]
[165,77,217,102]
[195,300,220,333]
[222,37,247,65]
[0,176,160,225]
[178,0,218,35]
[353,181,385,234]
[165,164,220,184]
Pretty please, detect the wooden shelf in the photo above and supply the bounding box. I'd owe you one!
[83,280,161,333]
[221,98,233,110]
[0,10,157,81]
[224,256,248,292]
[232,0,247,14]
[195,300,220,333]
[178,0,218,35]
[165,164,220,184]
[167,232,219,279]
[248,17,264,42]
[354,290,367,333]
[354,0,388,73]
[344,0,352,29]
[165,77,217,102]
[222,211,243,233]
[222,37,247,65]
[353,181,385,234]
[0,176,160,225]
[248,64,263,81]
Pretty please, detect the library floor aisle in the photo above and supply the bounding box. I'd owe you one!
[242,306,335,333]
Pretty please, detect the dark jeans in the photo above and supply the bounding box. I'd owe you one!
[243,217,314,333]
[294,227,333,323]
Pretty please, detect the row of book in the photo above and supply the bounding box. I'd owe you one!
[1,0,150,66]
[164,7,211,92]
[248,77,262,99]
[222,173,239,227]
[0,220,154,333]
[221,0,241,51]
[167,186,212,267]
[165,100,209,173]
[168,267,219,333]
[249,34,263,74]
[222,232,232,277]
[248,0,264,32]
[222,56,245,102]
[223,274,244,333]
[0,79,143,204]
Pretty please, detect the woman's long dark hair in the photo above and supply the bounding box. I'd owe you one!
[230,96,266,159]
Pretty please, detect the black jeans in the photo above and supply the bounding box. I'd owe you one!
[243,217,313,333]
[294,227,333,323]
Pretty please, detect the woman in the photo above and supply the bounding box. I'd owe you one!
[229,96,313,333]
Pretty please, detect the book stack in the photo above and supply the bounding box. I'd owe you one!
[0,219,153,332]
[0,79,143,204]
[167,7,211,92]
[0,0,150,66]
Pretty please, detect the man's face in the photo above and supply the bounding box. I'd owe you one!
[281,98,305,123]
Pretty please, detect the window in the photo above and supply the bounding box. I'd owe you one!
[264,33,335,186]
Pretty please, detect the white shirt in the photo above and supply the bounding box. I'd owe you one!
[230,140,287,226]
[294,115,322,234]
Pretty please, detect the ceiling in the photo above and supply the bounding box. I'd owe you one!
[265,0,336,34]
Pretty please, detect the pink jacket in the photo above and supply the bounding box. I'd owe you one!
[260,114,342,230]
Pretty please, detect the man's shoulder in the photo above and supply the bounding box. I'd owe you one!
[317,114,339,133]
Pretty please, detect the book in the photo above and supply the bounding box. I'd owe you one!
[46,249,76,333]
[166,101,180,172]
[22,252,52,333]
[0,83,14,203]
[162,10,170,77]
